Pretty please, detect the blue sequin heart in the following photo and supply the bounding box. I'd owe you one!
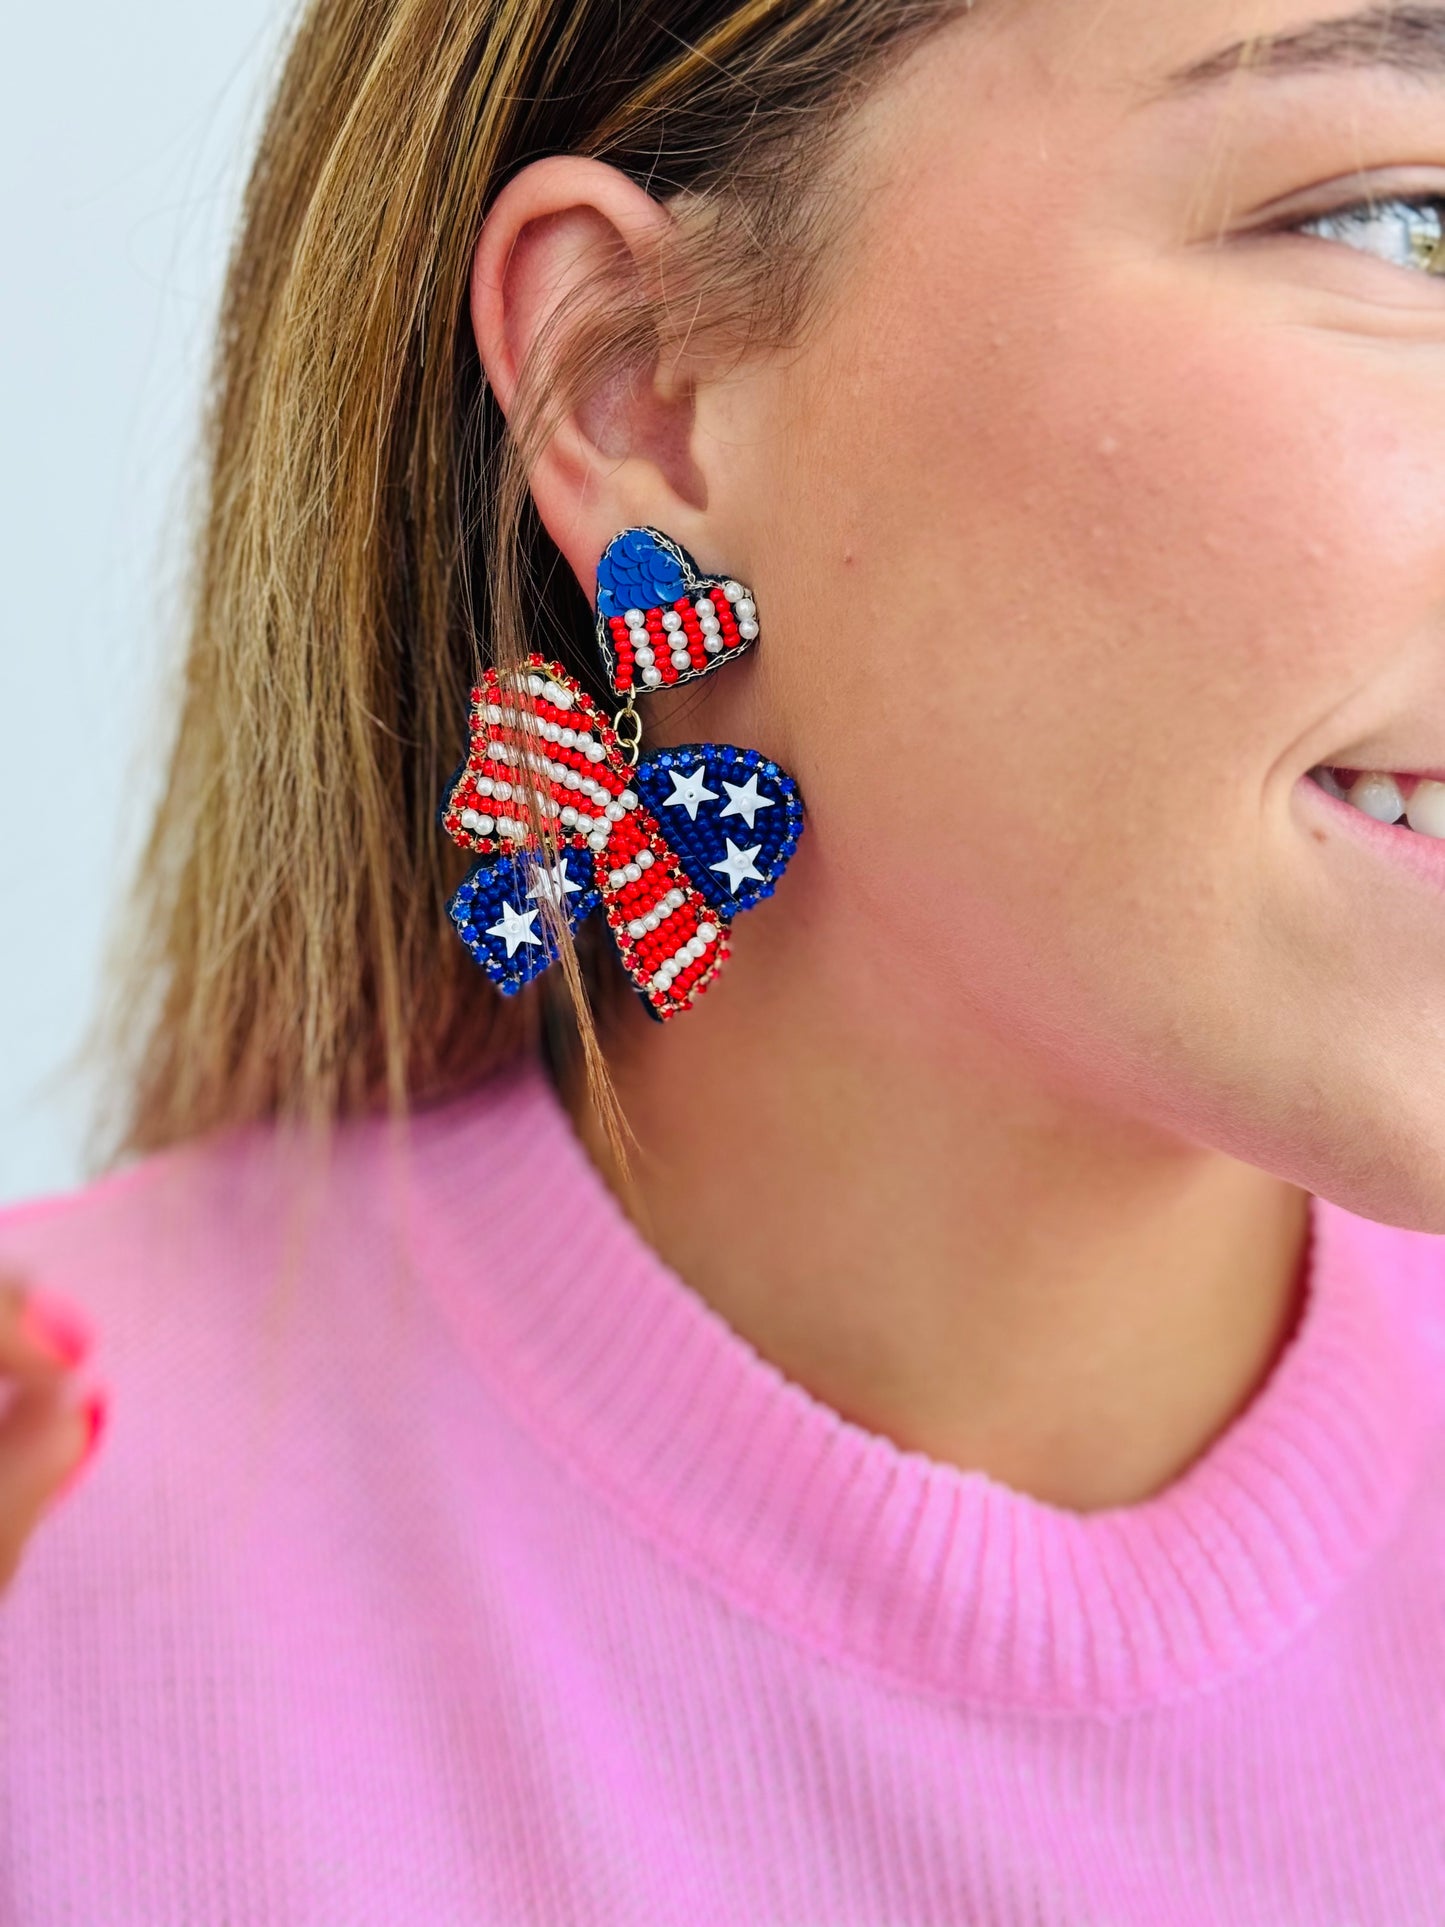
[631,744,804,915]
[446,847,601,994]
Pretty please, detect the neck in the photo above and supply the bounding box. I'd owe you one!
[558,916,1312,1515]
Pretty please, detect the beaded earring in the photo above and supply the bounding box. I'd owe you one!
[438,527,805,1022]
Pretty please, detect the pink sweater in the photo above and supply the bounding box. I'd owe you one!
[3,1047,1445,1924]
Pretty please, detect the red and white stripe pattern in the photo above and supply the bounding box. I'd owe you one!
[441,655,731,1019]
[601,582,751,697]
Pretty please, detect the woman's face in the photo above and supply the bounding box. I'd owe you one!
[686,0,1445,1229]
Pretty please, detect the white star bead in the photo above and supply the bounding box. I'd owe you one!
[709,839,765,893]
[485,901,543,957]
[719,773,775,829]
[662,764,720,820]
[525,857,582,910]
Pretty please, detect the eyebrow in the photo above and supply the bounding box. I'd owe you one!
[1153,4,1445,98]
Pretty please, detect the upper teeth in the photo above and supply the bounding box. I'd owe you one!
[1315,767,1445,838]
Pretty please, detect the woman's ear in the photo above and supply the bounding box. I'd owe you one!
[469,154,709,591]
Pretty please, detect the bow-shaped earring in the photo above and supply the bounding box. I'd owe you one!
[439,528,805,1022]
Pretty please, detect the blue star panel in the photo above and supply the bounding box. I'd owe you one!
[631,745,804,917]
[446,847,601,994]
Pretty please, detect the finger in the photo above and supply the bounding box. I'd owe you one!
[0,1380,104,1592]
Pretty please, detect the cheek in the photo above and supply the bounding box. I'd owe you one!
[756,239,1445,1118]
[776,250,1444,885]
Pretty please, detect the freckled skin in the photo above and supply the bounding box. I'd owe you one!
[476,0,1445,1505]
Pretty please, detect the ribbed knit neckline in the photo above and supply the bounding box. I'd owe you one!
[418,1049,1442,1714]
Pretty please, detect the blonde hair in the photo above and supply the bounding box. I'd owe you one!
[94,0,976,1168]
[97,0,974,1169]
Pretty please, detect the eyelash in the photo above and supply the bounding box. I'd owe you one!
[1283,192,1445,275]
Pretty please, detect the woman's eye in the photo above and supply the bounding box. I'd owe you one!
[1285,193,1445,275]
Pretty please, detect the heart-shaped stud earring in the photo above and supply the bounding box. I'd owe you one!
[594,526,760,698]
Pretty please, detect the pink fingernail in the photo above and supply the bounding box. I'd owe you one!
[47,1390,108,1509]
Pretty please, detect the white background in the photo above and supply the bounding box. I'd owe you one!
[1,0,294,1205]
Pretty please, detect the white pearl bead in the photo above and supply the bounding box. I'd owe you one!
[475,776,494,795]
[624,608,644,626]
[633,645,655,667]
[560,806,577,825]
[619,790,638,810]
[588,831,609,850]
[586,743,606,762]
[737,618,760,640]
[484,703,502,725]
[623,862,641,881]
[702,636,724,654]
[474,814,495,835]
[460,808,478,828]
[722,579,744,602]
[643,913,659,931]
[693,597,714,616]
[526,673,545,695]
[686,938,704,960]
[493,781,512,800]
[699,613,720,633]
[732,597,756,622]
[541,680,562,705]
[628,919,646,938]
[661,610,682,631]
[697,922,717,942]
[558,727,575,747]
[604,802,624,822]
[554,686,574,710]
[642,666,663,687]
[670,649,691,670]
[667,888,684,907]
[637,849,654,867]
